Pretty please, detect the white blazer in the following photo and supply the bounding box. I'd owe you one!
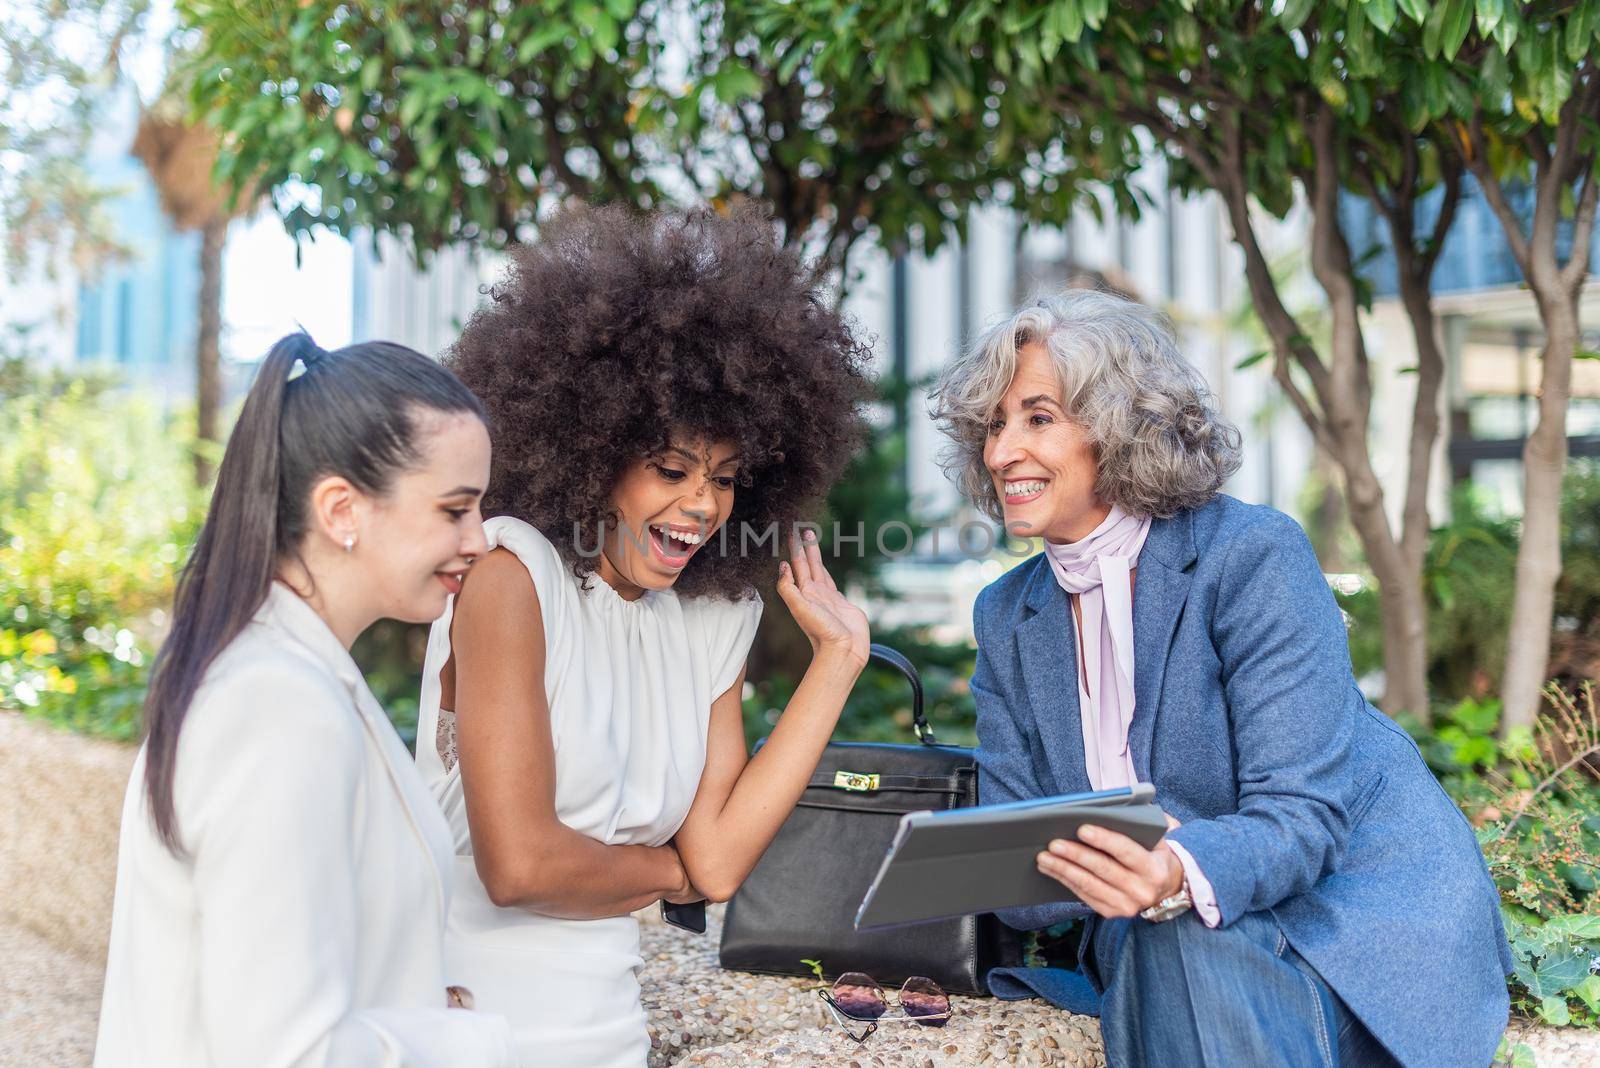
[95,583,514,1067]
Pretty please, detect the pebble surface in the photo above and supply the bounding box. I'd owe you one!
[637,904,1105,1067]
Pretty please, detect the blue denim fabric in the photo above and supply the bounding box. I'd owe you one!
[985,963,1103,1015]
[1090,911,1399,1068]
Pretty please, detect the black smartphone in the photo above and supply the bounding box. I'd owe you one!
[660,899,707,934]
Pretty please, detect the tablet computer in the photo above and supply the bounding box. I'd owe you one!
[854,783,1169,931]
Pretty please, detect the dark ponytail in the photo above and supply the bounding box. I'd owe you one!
[142,332,484,853]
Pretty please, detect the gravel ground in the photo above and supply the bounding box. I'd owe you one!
[0,920,103,1068]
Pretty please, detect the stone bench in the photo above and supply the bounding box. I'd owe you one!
[638,905,1105,1067]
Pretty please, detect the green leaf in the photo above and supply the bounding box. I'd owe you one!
[398,88,427,130]
[1476,0,1504,38]
[905,41,931,87]
[390,21,414,59]
[776,42,809,83]
[1424,0,1473,58]
[1317,71,1349,109]
[1514,953,1543,997]
[1493,8,1519,51]
[1441,0,1474,57]
[1566,9,1591,64]
[1363,0,1398,35]
[1576,974,1600,1012]
[1173,13,1201,55]
[517,24,570,64]
[588,12,619,55]
[1576,349,1600,361]
[1539,994,1572,1026]
[1235,350,1272,371]
[712,65,763,105]
[1281,0,1318,31]
[1545,914,1600,939]
[1397,0,1430,24]
[1450,735,1496,766]
[1051,2,1086,44]
[1535,948,1593,993]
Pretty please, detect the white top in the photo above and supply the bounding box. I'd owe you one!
[415,516,763,1066]
[95,583,515,1068]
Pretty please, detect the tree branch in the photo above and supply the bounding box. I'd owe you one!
[1563,155,1600,292]
[1304,101,1373,433]
[1457,113,1533,276]
[1424,153,1464,278]
[1273,353,1337,455]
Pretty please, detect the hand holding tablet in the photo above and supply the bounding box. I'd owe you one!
[854,784,1170,930]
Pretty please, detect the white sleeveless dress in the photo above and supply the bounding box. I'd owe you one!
[415,516,763,1067]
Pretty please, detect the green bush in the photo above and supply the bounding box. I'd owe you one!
[1409,683,1600,1028]
[0,358,203,739]
[741,621,978,748]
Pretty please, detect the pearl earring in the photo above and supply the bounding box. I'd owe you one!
[343,535,356,553]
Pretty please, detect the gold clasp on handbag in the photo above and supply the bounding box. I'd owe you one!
[834,771,880,792]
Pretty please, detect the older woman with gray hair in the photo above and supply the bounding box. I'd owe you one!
[931,290,1509,1068]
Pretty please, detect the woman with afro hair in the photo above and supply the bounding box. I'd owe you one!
[411,205,872,1066]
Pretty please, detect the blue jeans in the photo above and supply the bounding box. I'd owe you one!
[1086,910,1399,1068]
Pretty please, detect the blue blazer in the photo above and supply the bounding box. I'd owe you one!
[971,495,1510,1068]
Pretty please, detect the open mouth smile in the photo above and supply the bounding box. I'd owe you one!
[1002,479,1049,505]
[646,523,706,570]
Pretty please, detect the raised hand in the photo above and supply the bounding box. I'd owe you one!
[775,527,870,670]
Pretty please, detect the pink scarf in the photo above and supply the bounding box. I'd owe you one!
[1043,505,1151,789]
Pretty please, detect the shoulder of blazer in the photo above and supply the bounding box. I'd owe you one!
[186,627,367,762]
[973,552,1049,639]
[1186,494,1314,576]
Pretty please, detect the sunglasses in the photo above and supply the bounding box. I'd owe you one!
[816,972,952,1044]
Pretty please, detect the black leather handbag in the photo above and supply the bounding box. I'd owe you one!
[718,643,1025,996]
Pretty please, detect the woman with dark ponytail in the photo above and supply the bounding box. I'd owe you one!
[95,333,515,1067]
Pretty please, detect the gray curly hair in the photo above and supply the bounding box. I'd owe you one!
[929,289,1242,522]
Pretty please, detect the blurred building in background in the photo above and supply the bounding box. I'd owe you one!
[0,84,200,401]
[1343,181,1600,516]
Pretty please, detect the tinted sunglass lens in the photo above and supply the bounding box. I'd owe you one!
[832,972,888,1021]
[900,977,950,1027]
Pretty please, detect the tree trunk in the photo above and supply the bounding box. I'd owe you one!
[1210,181,1433,720]
[194,215,227,487]
[1337,442,1432,720]
[1500,297,1577,734]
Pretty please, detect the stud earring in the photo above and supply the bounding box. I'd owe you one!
[343,535,356,553]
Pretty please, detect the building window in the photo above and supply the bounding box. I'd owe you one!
[77,286,102,361]
[115,278,133,363]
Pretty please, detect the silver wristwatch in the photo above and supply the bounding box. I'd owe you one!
[1139,887,1193,923]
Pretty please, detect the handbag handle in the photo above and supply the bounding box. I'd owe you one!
[867,643,934,745]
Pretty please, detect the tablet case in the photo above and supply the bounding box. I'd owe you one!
[855,783,1169,930]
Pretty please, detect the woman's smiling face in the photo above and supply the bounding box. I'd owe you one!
[983,341,1109,544]
[597,436,740,598]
